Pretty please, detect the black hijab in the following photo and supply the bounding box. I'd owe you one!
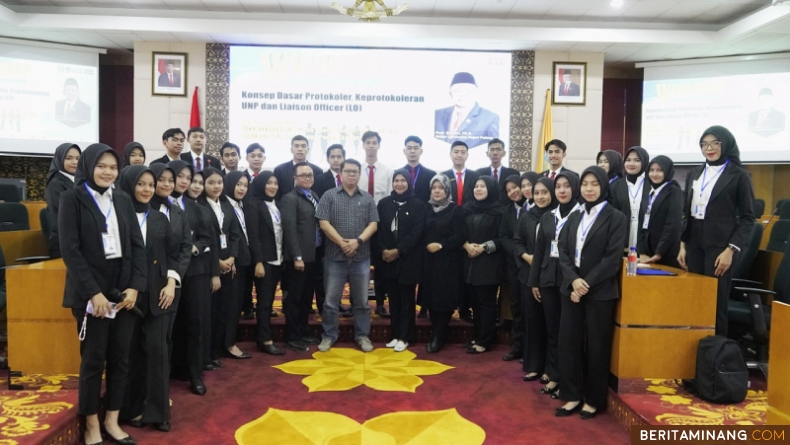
[223,171,248,203]
[624,146,649,183]
[555,171,580,218]
[148,163,174,211]
[527,177,558,221]
[700,125,742,167]
[47,143,80,185]
[250,170,277,202]
[580,166,610,212]
[503,174,526,207]
[463,176,502,215]
[119,165,154,213]
[390,169,414,204]
[123,142,145,167]
[168,160,194,199]
[647,155,674,189]
[75,143,119,195]
[598,150,624,181]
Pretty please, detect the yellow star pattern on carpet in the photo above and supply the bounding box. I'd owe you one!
[273,348,453,392]
[647,379,767,425]
[235,408,485,445]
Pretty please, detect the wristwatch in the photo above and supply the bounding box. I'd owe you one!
[728,244,740,252]
[482,244,490,253]
[295,256,303,261]
[356,237,363,245]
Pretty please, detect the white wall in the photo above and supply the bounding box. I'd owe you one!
[133,41,206,163]
[532,51,604,173]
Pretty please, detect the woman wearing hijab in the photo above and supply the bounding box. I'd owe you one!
[45,143,81,258]
[499,175,528,361]
[118,166,179,433]
[515,177,557,383]
[422,175,466,353]
[199,167,244,364]
[168,161,220,396]
[609,146,649,249]
[520,172,541,212]
[597,150,624,185]
[59,143,146,445]
[124,142,146,167]
[462,176,505,354]
[636,156,682,269]
[222,171,255,358]
[528,171,580,396]
[246,171,285,355]
[555,166,626,420]
[376,170,427,352]
[678,126,754,337]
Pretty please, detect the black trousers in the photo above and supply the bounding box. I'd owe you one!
[558,296,617,409]
[508,266,524,354]
[211,269,238,359]
[284,261,318,342]
[122,309,171,423]
[382,280,416,341]
[520,283,546,375]
[241,266,255,315]
[429,310,453,342]
[72,308,135,416]
[686,220,736,337]
[172,272,210,381]
[470,284,499,348]
[254,262,281,343]
[539,285,563,382]
[223,265,247,348]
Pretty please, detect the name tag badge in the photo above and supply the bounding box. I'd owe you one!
[574,247,581,267]
[630,212,638,222]
[102,233,118,256]
[550,240,560,258]
[694,203,706,219]
[642,213,650,230]
[219,234,228,250]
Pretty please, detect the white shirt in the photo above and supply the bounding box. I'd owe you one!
[691,163,727,220]
[87,184,122,259]
[547,167,563,178]
[207,197,223,230]
[158,203,170,222]
[362,160,393,204]
[169,195,185,211]
[627,173,645,248]
[489,165,503,179]
[228,198,248,243]
[575,201,607,268]
[60,171,75,182]
[191,151,204,170]
[247,168,262,181]
[264,200,283,265]
[552,202,581,241]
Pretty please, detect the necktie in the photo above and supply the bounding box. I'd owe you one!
[195,157,202,172]
[306,192,318,208]
[564,83,569,94]
[493,168,498,181]
[452,111,462,131]
[456,171,463,205]
[169,74,173,86]
[410,167,416,185]
[550,171,556,180]
[253,172,258,178]
[336,174,342,186]
[368,165,375,197]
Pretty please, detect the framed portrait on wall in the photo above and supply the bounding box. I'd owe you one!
[152,52,188,97]
[552,62,586,106]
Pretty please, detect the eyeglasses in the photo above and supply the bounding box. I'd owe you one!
[699,140,722,149]
[295,174,314,179]
[342,170,360,175]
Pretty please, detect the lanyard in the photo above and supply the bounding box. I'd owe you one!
[139,210,149,228]
[267,203,281,224]
[410,165,421,187]
[85,183,113,230]
[553,203,579,240]
[609,175,619,184]
[580,202,606,243]
[699,159,729,197]
[233,207,247,232]
[628,178,644,204]
[170,195,184,210]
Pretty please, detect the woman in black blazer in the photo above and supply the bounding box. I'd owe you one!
[514,177,557,382]
[678,125,755,337]
[527,171,580,396]
[246,171,285,354]
[168,161,220,395]
[223,171,255,358]
[422,175,466,353]
[499,174,528,361]
[45,142,80,258]
[462,176,504,354]
[124,142,146,167]
[556,166,627,420]
[199,167,244,363]
[520,172,541,212]
[59,143,146,445]
[608,146,649,249]
[636,155,682,268]
[117,166,179,433]
[597,149,624,184]
[376,170,427,352]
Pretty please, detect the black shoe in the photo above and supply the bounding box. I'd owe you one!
[101,428,137,445]
[125,418,145,429]
[242,312,255,320]
[190,379,207,396]
[463,340,475,348]
[203,363,216,371]
[466,345,487,354]
[580,409,598,420]
[211,359,224,368]
[426,338,443,353]
[301,336,321,345]
[270,310,278,318]
[539,375,551,384]
[417,307,428,318]
[522,373,541,382]
[502,352,522,361]
[551,390,561,400]
[154,421,171,432]
[540,383,559,395]
[340,307,353,318]
[374,306,390,318]
[224,349,252,359]
[286,340,309,352]
[258,343,285,355]
[555,403,582,417]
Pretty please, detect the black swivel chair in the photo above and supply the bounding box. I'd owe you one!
[0,184,21,203]
[0,203,29,232]
[766,220,790,253]
[753,199,765,219]
[40,208,51,249]
[779,200,790,220]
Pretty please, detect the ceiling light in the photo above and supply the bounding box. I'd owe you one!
[610,0,624,7]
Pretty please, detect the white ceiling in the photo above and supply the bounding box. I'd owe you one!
[0,0,789,66]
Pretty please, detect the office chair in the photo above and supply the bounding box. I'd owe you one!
[0,203,29,232]
[0,184,21,203]
[766,220,790,253]
[731,223,763,281]
[780,201,790,220]
[753,199,765,219]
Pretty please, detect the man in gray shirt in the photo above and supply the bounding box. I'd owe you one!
[316,159,379,352]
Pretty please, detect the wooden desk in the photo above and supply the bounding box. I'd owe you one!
[751,250,783,291]
[5,259,80,375]
[767,301,790,425]
[0,229,48,266]
[22,201,47,231]
[611,262,718,381]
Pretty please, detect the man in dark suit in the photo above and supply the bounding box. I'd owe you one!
[748,88,786,138]
[441,141,479,208]
[314,144,346,198]
[55,78,91,128]
[434,72,500,149]
[476,138,519,188]
[219,142,241,176]
[274,135,323,199]
[151,128,185,165]
[558,72,580,96]
[540,139,573,179]
[180,127,220,172]
[402,135,437,203]
[157,60,181,88]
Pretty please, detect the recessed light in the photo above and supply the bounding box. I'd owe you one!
[611,0,624,7]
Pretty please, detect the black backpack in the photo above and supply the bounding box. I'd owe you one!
[682,336,748,404]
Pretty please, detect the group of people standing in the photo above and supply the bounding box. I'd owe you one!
[44,123,753,444]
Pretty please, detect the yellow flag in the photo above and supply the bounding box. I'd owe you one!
[537,89,553,173]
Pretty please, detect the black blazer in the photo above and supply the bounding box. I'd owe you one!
[463,209,505,286]
[558,204,627,301]
[442,169,479,206]
[150,155,180,165]
[45,173,73,257]
[498,202,522,266]
[180,152,221,171]
[198,197,242,261]
[680,163,755,250]
[402,164,437,203]
[59,187,147,309]
[476,166,520,188]
[314,170,341,198]
[182,197,220,278]
[528,210,569,289]
[637,182,683,267]
[374,196,427,285]
[608,177,649,248]
[513,210,540,285]
[280,188,320,263]
[138,209,180,317]
[273,161,323,199]
[164,204,194,280]
[541,167,572,177]
[246,199,280,265]
[229,203,252,267]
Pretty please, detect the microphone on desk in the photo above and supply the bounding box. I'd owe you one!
[107,289,145,318]
[761,207,779,225]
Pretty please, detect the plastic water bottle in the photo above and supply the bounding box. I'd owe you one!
[627,247,638,276]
